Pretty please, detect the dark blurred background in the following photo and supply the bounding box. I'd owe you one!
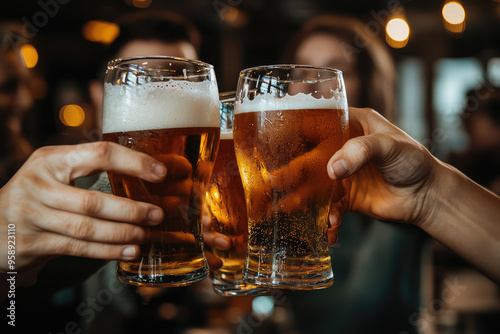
[1,0,500,155]
[1,0,500,333]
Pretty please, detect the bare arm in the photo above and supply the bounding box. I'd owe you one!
[424,161,500,281]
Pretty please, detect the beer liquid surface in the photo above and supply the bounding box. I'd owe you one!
[234,108,348,278]
[103,127,219,277]
[206,139,248,271]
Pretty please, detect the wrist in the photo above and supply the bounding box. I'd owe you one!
[414,157,453,231]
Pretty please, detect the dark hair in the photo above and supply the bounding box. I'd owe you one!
[284,15,397,122]
[105,11,201,63]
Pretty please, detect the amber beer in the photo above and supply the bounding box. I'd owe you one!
[206,136,248,272]
[234,65,349,289]
[206,93,265,295]
[102,57,220,286]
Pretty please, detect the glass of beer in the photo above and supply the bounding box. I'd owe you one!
[102,56,220,286]
[205,92,267,296]
[234,65,349,290]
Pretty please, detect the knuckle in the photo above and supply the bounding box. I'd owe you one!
[81,191,102,215]
[123,225,148,243]
[90,141,113,161]
[69,217,96,240]
[30,146,52,160]
[352,137,372,159]
[61,238,86,257]
[124,203,146,222]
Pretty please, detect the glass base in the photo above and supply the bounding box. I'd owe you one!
[242,267,333,290]
[212,270,268,296]
[116,264,209,287]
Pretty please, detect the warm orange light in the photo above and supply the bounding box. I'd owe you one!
[386,18,410,48]
[132,0,152,8]
[219,7,249,28]
[20,44,38,68]
[82,20,120,45]
[386,18,410,41]
[60,104,85,127]
[443,2,465,25]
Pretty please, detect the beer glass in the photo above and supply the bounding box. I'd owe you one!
[234,65,349,290]
[205,92,266,296]
[102,56,220,286]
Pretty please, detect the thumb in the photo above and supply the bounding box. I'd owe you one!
[327,133,391,180]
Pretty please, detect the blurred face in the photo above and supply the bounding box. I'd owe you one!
[294,33,361,107]
[0,50,34,135]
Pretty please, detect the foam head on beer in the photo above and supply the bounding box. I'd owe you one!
[102,79,219,134]
[234,92,348,115]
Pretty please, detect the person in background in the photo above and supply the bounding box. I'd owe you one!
[283,14,397,123]
[82,11,235,334]
[202,13,425,334]
[277,14,427,334]
[0,23,34,187]
[0,15,193,333]
[88,10,200,134]
[449,85,500,195]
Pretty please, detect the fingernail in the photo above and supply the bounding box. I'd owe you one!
[148,209,163,223]
[121,246,137,259]
[331,160,349,179]
[152,162,167,177]
[329,214,342,228]
[215,237,230,249]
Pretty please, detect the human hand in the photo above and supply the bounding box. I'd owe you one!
[327,107,439,231]
[202,206,229,272]
[0,142,167,287]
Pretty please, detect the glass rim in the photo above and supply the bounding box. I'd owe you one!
[239,64,343,84]
[106,55,214,79]
[219,91,236,102]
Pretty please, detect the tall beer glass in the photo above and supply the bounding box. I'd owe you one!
[206,92,266,296]
[234,65,349,289]
[102,56,220,286]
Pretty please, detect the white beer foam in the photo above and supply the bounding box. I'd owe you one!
[103,80,219,134]
[235,93,347,114]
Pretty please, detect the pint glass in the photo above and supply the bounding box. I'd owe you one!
[234,65,349,289]
[102,56,220,286]
[205,92,266,296]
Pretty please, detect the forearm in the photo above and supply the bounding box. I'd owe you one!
[422,161,500,283]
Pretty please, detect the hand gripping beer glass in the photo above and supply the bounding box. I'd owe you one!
[234,65,349,289]
[102,56,220,286]
[205,92,266,296]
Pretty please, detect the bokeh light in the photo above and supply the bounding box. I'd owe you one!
[82,20,120,45]
[59,104,86,127]
[386,18,410,48]
[20,44,38,68]
[442,2,466,25]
